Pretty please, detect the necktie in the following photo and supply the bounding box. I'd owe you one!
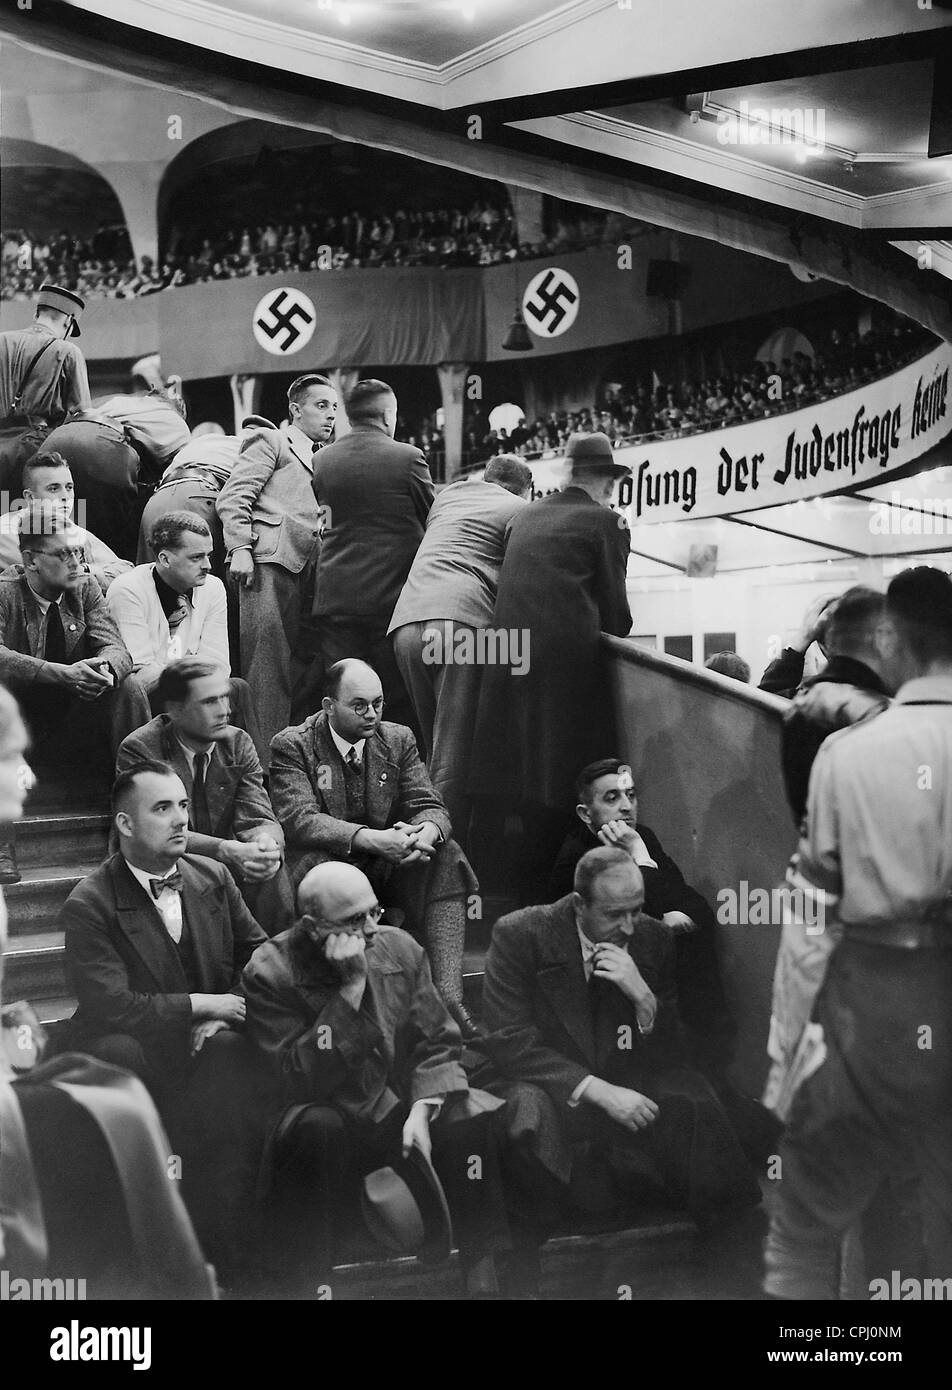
[149,871,184,899]
[346,746,362,775]
[44,603,66,663]
[191,752,212,836]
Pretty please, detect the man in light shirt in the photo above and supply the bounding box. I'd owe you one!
[0,452,132,591]
[764,566,952,1300]
[479,847,759,1277]
[106,511,264,760]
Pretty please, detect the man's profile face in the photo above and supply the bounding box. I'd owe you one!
[157,533,212,592]
[24,464,75,520]
[323,668,385,743]
[578,770,637,834]
[117,772,190,861]
[293,385,338,443]
[574,865,644,945]
[23,527,85,596]
[170,673,232,744]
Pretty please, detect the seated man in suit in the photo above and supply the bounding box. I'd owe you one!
[116,658,293,933]
[106,510,264,762]
[549,759,736,1079]
[269,658,477,1037]
[61,760,270,1276]
[0,451,132,592]
[243,860,511,1295]
[479,847,759,1270]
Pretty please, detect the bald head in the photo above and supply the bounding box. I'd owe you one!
[322,659,385,742]
[298,862,380,938]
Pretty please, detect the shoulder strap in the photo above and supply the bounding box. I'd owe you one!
[10,337,57,413]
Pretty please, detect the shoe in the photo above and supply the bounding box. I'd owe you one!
[0,839,20,885]
[448,999,481,1040]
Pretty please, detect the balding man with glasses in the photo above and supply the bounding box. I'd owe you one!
[243,860,511,1295]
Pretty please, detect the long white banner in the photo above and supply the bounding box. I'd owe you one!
[526,343,952,525]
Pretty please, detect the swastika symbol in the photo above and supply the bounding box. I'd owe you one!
[522,268,580,338]
[252,288,317,355]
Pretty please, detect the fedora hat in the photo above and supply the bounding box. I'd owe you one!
[36,283,85,338]
[565,430,631,477]
[361,1144,453,1264]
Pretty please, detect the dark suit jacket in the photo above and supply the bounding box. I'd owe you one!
[269,712,451,863]
[0,568,133,687]
[116,714,283,855]
[312,423,434,620]
[62,853,267,1052]
[216,427,322,574]
[469,488,632,807]
[480,896,686,1110]
[243,921,489,1120]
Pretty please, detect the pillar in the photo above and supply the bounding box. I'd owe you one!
[94,160,163,268]
[327,367,361,438]
[437,362,468,482]
[506,185,544,248]
[230,375,262,435]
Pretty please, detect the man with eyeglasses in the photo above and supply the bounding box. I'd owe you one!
[243,860,512,1295]
[269,658,477,1035]
[0,504,150,881]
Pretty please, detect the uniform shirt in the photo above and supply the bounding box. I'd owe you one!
[0,323,90,422]
[790,676,952,926]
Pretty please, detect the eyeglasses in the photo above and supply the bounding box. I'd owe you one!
[339,697,384,718]
[324,903,385,932]
[29,545,85,563]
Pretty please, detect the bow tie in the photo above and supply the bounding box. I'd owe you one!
[150,871,184,899]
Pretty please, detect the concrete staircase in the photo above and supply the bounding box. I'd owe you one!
[4,776,112,1036]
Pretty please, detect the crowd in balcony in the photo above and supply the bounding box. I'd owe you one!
[1,201,613,300]
[470,314,932,465]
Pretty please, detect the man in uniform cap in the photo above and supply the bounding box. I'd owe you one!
[0,284,91,488]
[469,432,633,902]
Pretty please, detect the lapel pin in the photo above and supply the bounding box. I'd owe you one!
[380,772,387,782]
[67,623,77,632]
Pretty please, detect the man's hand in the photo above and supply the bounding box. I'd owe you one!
[353,826,418,864]
[190,1019,230,1055]
[325,931,368,1009]
[591,941,649,1003]
[794,595,834,654]
[228,548,255,588]
[393,821,440,866]
[189,992,246,1026]
[401,1099,433,1161]
[597,818,640,858]
[584,1077,659,1133]
[55,659,113,700]
[662,910,698,935]
[218,837,282,882]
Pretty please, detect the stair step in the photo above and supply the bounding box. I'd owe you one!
[4,864,97,932]
[4,929,67,999]
[14,813,111,868]
[23,779,111,817]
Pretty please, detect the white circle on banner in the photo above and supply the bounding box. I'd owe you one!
[252,287,317,355]
[522,267,580,338]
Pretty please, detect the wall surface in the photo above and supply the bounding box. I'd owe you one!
[607,636,794,1097]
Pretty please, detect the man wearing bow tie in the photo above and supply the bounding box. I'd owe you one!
[61,760,269,1275]
[217,374,338,764]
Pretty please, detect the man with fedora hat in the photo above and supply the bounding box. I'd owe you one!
[242,861,513,1295]
[469,431,633,902]
[0,283,91,489]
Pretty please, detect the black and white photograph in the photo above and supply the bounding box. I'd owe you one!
[1,0,951,1356]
